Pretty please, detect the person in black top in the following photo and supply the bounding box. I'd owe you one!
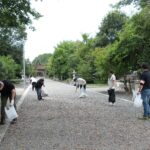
[35,78,45,100]
[0,80,17,125]
[138,63,150,120]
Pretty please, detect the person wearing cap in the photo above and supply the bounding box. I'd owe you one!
[0,80,17,125]
[138,63,150,120]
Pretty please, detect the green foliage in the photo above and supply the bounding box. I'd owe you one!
[0,0,42,79]
[114,0,150,9]
[0,56,19,80]
[32,53,52,65]
[38,0,150,84]
[0,0,42,27]
[49,41,78,80]
[95,10,128,47]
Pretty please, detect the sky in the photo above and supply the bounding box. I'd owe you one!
[24,0,123,61]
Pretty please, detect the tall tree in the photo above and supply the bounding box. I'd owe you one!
[95,10,128,47]
[0,0,41,27]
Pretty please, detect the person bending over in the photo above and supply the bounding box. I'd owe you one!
[74,77,86,92]
[0,80,17,125]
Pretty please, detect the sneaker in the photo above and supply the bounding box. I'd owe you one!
[11,118,17,124]
[0,121,5,125]
[109,102,112,105]
[112,103,115,106]
[138,116,149,120]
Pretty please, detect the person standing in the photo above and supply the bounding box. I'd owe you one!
[108,70,116,105]
[138,63,150,120]
[30,76,37,91]
[35,78,45,101]
[0,80,17,125]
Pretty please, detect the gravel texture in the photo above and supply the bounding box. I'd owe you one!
[0,79,150,150]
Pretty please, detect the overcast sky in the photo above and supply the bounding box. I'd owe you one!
[24,0,121,61]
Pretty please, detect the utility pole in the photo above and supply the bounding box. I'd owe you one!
[23,47,26,89]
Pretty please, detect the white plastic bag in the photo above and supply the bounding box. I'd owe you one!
[5,106,18,122]
[134,94,143,107]
[41,87,48,97]
[79,87,87,98]
[132,90,137,101]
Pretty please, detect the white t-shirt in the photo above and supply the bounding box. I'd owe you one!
[108,74,116,89]
[76,78,86,85]
[30,77,37,83]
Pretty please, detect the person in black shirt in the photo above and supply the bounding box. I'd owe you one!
[0,80,17,125]
[35,78,45,100]
[138,63,150,120]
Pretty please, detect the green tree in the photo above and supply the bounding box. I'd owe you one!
[95,10,128,47]
[32,53,52,65]
[0,56,19,80]
[0,0,41,27]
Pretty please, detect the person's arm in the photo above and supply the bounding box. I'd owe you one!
[137,80,144,94]
[11,89,16,99]
[10,89,16,106]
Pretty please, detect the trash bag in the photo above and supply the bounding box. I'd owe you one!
[5,106,18,122]
[41,87,48,97]
[79,87,87,98]
[134,94,143,107]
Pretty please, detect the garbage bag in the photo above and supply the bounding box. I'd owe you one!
[134,94,143,107]
[5,106,18,122]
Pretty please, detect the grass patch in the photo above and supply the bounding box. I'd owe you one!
[10,79,22,84]
[87,83,107,88]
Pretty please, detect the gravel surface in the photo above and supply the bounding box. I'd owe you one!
[0,79,150,150]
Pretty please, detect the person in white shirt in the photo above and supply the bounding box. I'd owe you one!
[74,77,86,92]
[108,70,116,105]
[30,76,37,91]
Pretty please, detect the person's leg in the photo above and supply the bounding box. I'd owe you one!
[32,82,36,91]
[111,89,116,104]
[83,84,86,92]
[141,90,150,117]
[36,88,42,100]
[0,96,8,124]
[108,89,111,103]
[80,85,82,89]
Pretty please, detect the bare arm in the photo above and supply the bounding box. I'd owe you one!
[11,89,16,100]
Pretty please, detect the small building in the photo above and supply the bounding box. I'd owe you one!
[35,64,46,76]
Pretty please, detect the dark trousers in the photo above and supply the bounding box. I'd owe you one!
[1,95,17,123]
[79,84,86,90]
[32,82,36,91]
[108,89,116,103]
[35,88,42,100]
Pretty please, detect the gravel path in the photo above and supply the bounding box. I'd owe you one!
[0,79,150,150]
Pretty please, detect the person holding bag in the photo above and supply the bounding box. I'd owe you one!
[0,80,17,125]
[108,70,116,105]
[137,63,150,120]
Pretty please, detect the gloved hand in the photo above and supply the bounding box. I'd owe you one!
[10,99,14,106]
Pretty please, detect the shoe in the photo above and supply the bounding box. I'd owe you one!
[38,98,44,101]
[138,116,149,120]
[0,121,5,125]
[109,102,112,105]
[11,118,17,124]
[112,103,115,106]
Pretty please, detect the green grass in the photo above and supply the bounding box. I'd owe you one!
[87,83,107,88]
[10,79,22,84]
